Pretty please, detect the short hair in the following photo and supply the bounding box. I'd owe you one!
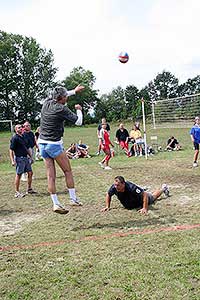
[114,176,125,184]
[52,86,68,100]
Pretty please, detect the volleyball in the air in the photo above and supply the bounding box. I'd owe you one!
[118,52,129,63]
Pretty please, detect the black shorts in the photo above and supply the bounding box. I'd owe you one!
[194,142,199,150]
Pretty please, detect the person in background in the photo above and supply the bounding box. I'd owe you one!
[21,121,36,181]
[166,136,181,151]
[96,118,110,155]
[9,124,36,197]
[77,140,91,158]
[35,127,41,160]
[66,143,79,159]
[98,123,114,170]
[38,85,84,214]
[115,123,129,156]
[129,123,144,157]
[190,116,200,167]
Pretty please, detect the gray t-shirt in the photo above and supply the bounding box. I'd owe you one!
[39,99,78,141]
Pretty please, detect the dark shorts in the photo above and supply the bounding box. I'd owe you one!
[16,157,32,175]
[194,142,199,150]
[39,143,64,159]
[147,192,155,205]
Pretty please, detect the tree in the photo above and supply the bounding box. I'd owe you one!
[63,66,99,123]
[125,85,140,119]
[146,70,179,101]
[0,31,57,125]
[177,75,200,96]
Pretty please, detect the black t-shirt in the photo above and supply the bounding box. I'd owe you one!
[98,123,110,132]
[167,138,178,149]
[10,134,29,157]
[23,131,35,148]
[108,181,144,209]
[116,128,129,142]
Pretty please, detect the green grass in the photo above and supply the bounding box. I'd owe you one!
[0,122,200,300]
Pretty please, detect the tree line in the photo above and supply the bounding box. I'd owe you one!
[0,30,200,128]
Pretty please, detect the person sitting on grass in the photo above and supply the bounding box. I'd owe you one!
[66,143,80,159]
[77,140,91,158]
[101,176,169,215]
[166,136,181,151]
[129,123,144,157]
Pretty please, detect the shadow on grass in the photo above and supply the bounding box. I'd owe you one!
[72,216,177,232]
[0,209,21,216]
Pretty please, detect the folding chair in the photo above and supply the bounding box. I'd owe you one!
[150,136,159,152]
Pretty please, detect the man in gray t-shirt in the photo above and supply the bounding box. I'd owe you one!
[38,85,84,214]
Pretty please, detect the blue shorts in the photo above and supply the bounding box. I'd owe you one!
[39,143,64,159]
[16,157,32,175]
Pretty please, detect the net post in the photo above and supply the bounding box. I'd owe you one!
[141,98,148,160]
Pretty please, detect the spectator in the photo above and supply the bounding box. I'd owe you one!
[77,140,91,158]
[129,124,144,157]
[96,118,110,155]
[190,116,200,167]
[115,123,129,155]
[66,143,79,159]
[22,121,36,181]
[166,136,181,151]
[9,124,36,197]
[35,127,41,160]
[101,176,170,214]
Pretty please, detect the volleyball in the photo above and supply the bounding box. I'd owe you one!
[118,52,129,63]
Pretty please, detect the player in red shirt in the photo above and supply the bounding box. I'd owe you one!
[98,123,114,170]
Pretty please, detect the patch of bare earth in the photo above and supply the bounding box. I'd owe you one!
[0,213,42,236]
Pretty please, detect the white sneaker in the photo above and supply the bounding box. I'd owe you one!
[135,153,138,157]
[104,166,112,170]
[53,204,69,214]
[70,199,83,206]
[98,162,104,168]
[139,153,143,157]
[193,162,198,167]
[15,191,25,198]
[162,184,170,197]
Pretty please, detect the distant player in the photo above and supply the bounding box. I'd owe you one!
[98,123,114,170]
[190,116,200,167]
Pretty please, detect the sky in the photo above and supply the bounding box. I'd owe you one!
[0,0,200,95]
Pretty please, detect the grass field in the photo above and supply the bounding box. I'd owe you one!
[0,122,200,300]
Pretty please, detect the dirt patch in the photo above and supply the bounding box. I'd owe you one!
[0,213,42,236]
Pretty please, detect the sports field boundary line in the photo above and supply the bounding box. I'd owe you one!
[1,223,200,252]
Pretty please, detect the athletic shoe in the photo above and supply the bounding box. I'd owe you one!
[26,188,37,194]
[53,204,69,214]
[193,162,198,167]
[98,162,104,168]
[15,191,25,198]
[162,184,170,197]
[104,166,112,170]
[96,151,100,156]
[70,199,83,206]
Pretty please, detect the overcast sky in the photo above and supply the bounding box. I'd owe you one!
[0,0,200,95]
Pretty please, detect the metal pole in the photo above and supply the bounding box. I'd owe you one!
[152,101,156,129]
[141,98,148,160]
